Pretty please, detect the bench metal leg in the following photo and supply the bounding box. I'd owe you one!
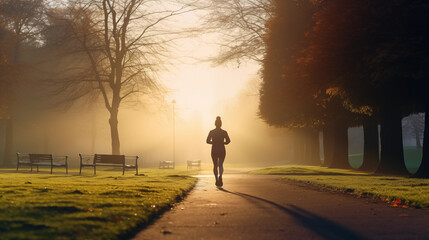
[16,163,19,171]
[51,165,53,174]
[66,164,68,175]
[94,166,96,175]
[79,165,82,175]
[122,166,125,175]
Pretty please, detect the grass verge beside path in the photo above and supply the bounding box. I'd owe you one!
[250,165,429,209]
[0,169,197,240]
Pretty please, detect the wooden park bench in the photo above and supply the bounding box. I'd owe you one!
[79,154,139,175]
[16,152,68,174]
[187,160,201,170]
[159,160,175,169]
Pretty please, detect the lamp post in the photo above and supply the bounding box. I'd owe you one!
[172,100,176,164]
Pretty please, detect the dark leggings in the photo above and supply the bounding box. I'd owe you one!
[211,150,225,178]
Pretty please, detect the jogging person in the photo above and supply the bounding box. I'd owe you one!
[206,116,230,187]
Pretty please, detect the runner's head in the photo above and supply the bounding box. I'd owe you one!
[215,116,222,128]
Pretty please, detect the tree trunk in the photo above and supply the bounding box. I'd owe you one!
[91,112,97,154]
[412,105,429,178]
[359,118,379,172]
[328,121,350,169]
[303,128,321,166]
[415,130,422,149]
[293,129,305,164]
[43,128,50,153]
[2,118,14,167]
[322,124,334,167]
[109,109,120,155]
[375,108,409,176]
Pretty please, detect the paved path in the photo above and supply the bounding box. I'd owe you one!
[133,171,429,240]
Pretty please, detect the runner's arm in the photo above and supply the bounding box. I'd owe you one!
[206,131,213,144]
[224,131,231,145]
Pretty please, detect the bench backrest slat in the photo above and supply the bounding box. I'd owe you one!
[29,154,53,163]
[94,154,125,164]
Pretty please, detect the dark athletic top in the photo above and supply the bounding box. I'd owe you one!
[206,128,231,153]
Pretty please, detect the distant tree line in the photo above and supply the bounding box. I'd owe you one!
[258,0,429,177]
[0,0,45,166]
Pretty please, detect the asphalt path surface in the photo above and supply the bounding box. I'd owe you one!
[133,170,429,240]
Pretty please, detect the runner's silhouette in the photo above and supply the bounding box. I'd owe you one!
[206,116,230,187]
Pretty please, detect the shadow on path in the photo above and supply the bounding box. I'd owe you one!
[219,188,368,240]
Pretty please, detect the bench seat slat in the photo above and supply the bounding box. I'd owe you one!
[91,163,124,167]
[79,154,138,175]
[95,154,125,164]
[52,163,67,167]
[16,153,68,174]
[18,161,32,164]
[32,162,52,166]
[187,160,201,170]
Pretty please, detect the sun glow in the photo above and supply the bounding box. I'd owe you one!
[164,62,259,127]
[157,8,261,127]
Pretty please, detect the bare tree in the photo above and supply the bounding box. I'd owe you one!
[44,0,202,154]
[205,0,273,66]
[403,113,425,149]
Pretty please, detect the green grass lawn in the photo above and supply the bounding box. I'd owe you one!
[0,168,197,240]
[250,165,429,208]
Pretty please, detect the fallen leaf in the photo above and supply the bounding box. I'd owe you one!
[160,230,172,234]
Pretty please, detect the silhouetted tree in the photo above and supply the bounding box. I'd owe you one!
[299,1,381,171]
[43,0,200,154]
[304,0,429,175]
[259,0,322,166]
[260,0,367,168]
[353,0,428,176]
[359,117,379,172]
[206,0,273,65]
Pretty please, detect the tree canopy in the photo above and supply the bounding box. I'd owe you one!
[259,0,429,176]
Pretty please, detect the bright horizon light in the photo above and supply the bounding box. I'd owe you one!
[163,62,259,127]
[159,10,260,128]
